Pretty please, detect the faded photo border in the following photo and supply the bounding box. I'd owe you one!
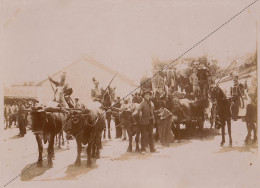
[0,0,260,188]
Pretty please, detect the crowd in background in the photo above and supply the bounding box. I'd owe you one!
[4,99,38,136]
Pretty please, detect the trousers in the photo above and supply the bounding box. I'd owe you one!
[140,123,155,151]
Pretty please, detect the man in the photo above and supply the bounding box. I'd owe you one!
[140,73,153,94]
[121,97,135,140]
[17,102,26,137]
[197,62,210,99]
[4,104,10,129]
[190,67,200,100]
[10,102,18,126]
[63,83,74,108]
[91,77,103,102]
[136,92,143,104]
[48,72,74,108]
[166,68,178,92]
[114,97,122,138]
[132,93,139,104]
[74,98,81,109]
[153,70,165,93]
[230,72,245,121]
[138,90,157,153]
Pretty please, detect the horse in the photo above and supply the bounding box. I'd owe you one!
[119,105,141,152]
[64,109,105,167]
[209,85,257,145]
[209,85,232,146]
[101,86,116,139]
[244,102,257,144]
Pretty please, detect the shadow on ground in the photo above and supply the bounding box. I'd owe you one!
[178,128,220,141]
[216,142,258,154]
[57,160,98,180]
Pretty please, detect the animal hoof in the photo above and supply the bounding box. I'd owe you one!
[37,162,43,167]
[135,148,140,152]
[127,148,132,152]
[86,163,92,168]
[220,142,224,146]
[47,163,53,168]
[75,162,81,166]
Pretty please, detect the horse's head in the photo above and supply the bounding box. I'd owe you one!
[209,85,226,101]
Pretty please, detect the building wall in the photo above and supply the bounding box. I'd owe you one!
[4,85,38,98]
[38,58,136,105]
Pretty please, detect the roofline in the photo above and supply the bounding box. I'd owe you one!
[83,54,138,87]
[36,57,82,86]
[36,54,138,87]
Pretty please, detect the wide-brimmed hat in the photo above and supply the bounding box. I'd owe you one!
[142,90,152,97]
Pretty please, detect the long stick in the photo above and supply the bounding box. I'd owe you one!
[48,75,55,92]
[104,73,117,92]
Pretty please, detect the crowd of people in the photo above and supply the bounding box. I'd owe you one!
[4,99,38,137]
[3,59,257,153]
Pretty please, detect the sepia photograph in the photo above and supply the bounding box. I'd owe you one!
[0,0,259,188]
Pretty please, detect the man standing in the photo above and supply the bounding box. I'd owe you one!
[197,62,210,99]
[114,97,122,138]
[230,72,244,121]
[140,72,153,94]
[17,102,26,137]
[190,68,200,100]
[138,90,157,154]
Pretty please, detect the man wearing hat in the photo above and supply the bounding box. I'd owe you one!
[138,90,157,153]
[48,72,74,107]
[230,71,245,121]
[91,77,103,102]
[140,73,153,94]
[49,72,67,87]
[114,97,122,138]
[197,62,210,99]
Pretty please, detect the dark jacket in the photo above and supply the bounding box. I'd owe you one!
[138,99,154,125]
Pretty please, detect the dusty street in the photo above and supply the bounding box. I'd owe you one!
[0,120,259,188]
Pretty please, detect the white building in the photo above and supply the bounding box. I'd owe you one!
[36,55,137,105]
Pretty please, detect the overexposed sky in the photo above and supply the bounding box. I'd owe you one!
[0,0,259,85]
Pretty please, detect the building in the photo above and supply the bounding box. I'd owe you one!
[36,54,137,105]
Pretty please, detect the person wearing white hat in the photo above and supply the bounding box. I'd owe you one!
[91,77,103,102]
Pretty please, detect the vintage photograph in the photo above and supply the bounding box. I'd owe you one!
[0,0,259,188]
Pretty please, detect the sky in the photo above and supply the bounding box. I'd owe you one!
[0,0,259,85]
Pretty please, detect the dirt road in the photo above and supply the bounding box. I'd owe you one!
[0,120,259,188]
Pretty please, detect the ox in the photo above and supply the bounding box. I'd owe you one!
[30,106,67,168]
[64,109,105,167]
[119,109,141,152]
